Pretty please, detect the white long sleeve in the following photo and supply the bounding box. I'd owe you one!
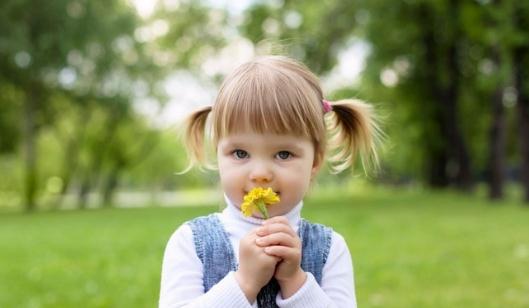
[159,198,356,308]
[276,233,356,307]
[159,224,253,308]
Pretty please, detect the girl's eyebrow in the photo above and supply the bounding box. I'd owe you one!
[271,143,305,152]
[223,141,304,152]
[223,141,246,148]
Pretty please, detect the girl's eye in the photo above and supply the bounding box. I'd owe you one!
[232,149,248,159]
[276,151,292,160]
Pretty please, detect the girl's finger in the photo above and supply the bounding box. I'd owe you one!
[263,216,289,226]
[256,223,296,237]
[263,245,301,261]
[255,232,297,247]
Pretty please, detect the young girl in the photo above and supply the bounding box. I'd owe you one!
[159,55,379,307]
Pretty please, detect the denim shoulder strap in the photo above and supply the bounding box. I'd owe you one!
[188,214,237,292]
[299,218,333,284]
[187,215,332,306]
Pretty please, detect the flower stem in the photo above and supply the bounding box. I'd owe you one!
[256,200,269,219]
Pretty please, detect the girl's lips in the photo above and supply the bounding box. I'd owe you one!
[244,190,280,195]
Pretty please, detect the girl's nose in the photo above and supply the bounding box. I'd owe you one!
[249,162,274,183]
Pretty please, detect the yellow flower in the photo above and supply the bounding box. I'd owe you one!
[241,187,280,219]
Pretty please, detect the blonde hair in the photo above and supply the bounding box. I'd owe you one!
[181,55,381,174]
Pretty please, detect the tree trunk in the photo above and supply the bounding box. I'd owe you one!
[427,143,450,188]
[513,4,529,203]
[54,107,92,209]
[420,4,450,188]
[486,1,506,200]
[22,83,39,212]
[55,140,77,209]
[444,0,473,191]
[77,175,91,209]
[487,83,506,200]
[76,109,120,208]
[419,2,472,190]
[514,46,529,203]
[101,169,119,207]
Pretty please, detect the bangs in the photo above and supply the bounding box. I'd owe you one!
[212,60,324,142]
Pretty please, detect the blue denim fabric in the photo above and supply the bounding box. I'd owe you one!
[188,214,332,308]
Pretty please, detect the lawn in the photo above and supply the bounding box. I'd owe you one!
[1,186,528,307]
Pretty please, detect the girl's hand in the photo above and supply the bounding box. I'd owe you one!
[235,229,280,303]
[256,216,307,299]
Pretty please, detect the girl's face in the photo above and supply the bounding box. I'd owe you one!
[217,132,321,217]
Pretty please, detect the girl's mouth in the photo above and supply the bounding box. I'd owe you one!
[244,190,280,196]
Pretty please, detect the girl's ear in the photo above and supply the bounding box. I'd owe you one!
[311,151,324,179]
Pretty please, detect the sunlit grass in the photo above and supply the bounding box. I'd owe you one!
[306,185,529,307]
[1,185,528,307]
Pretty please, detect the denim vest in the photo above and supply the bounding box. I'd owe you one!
[188,214,333,308]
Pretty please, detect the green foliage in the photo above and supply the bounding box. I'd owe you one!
[0,0,228,209]
[240,0,529,191]
[2,0,529,207]
[121,129,210,190]
[153,1,227,69]
[241,0,356,73]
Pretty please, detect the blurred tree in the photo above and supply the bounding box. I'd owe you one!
[512,1,529,202]
[120,129,212,200]
[240,0,529,202]
[241,0,355,73]
[0,0,228,210]
[0,83,22,154]
[360,0,475,190]
[470,0,512,200]
[0,0,152,211]
[242,0,474,190]
[152,0,226,69]
[98,107,159,207]
[47,93,93,208]
[74,97,132,209]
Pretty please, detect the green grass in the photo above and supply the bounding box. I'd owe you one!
[1,187,528,307]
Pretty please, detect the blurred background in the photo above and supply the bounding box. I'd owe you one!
[1,0,529,307]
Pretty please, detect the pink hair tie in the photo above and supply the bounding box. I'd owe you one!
[322,99,333,114]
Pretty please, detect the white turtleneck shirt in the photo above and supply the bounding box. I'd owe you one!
[159,196,357,308]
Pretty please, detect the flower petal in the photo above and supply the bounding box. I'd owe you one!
[241,187,280,217]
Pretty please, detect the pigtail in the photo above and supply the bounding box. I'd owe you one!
[325,99,382,174]
[177,105,215,174]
